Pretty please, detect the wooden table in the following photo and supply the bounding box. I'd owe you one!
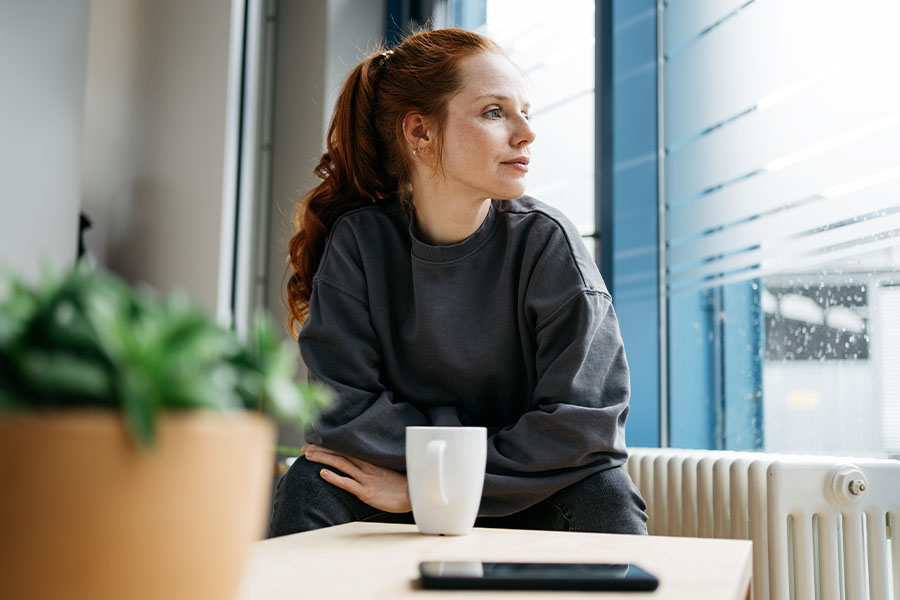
[237,522,752,599]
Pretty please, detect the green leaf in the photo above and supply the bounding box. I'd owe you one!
[0,385,23,410]
[18,351,112,403]
[0,261,333,448]
[119,366,158,449]
[0,276,38,347]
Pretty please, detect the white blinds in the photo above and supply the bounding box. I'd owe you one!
[878,286,900,454]
[483,0,596,236]
[663,0,900,293]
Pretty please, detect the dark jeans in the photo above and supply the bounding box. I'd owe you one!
[267,457,648,538]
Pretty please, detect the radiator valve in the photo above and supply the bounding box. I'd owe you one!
[828,465,868,507]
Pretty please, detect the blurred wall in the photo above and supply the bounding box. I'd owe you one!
[80,0,234,314]
[265,0,385,332]
[1,0,385,320]
[0,1,90,283]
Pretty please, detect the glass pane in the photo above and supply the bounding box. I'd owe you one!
[482,0,596,234]
[762,246,900,457]
[662,0,900,457]
[669,245,900,457]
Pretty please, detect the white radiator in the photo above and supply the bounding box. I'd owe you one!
[625,448,900,600]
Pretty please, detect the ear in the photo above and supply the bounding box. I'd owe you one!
[401,112,434,152]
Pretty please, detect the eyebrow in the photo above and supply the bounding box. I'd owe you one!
[473,94,531,111]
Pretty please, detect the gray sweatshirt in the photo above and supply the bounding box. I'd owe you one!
[300,195,631,517]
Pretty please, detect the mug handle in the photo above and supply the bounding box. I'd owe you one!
[425,439,449,506]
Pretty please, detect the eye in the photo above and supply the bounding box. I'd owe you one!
[485,108,502,119]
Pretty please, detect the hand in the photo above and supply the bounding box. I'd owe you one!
[302,444,412,513]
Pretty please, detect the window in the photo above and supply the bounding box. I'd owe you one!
[479,0,597,254]
[663,1,900,456]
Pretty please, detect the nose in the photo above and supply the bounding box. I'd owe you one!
[513,115,536,147]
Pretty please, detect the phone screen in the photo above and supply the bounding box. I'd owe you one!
[419,561,659,591]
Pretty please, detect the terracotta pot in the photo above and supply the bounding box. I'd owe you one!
[0,411,276,600]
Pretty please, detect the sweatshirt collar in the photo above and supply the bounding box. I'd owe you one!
[409,201,499,263]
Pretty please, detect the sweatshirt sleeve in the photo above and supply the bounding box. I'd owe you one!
[299,279,429,472]
[478,289,630,516]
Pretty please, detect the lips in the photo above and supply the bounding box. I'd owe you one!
[501,156,530,172]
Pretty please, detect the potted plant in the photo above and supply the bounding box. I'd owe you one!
[0,261,331,600]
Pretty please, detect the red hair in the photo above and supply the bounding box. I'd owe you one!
[285,28,503,335]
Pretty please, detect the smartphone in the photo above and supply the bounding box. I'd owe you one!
[419,560,659,591]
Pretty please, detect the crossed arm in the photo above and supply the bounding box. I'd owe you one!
[299,289,630,516]
[302,443,412,513]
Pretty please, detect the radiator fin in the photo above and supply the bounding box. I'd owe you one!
[626,448,900,599]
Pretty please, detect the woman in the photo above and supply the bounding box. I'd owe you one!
[268,28,647,536]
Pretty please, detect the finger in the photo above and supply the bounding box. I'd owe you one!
[305,444,356,464]
[319,468,366,499]
[305,447,364,477]
[305,445,367,471]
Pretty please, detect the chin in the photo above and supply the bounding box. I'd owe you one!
[490,184,527,201]
[491,192,524,201]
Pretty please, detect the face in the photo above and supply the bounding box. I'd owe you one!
[432,52,535,202]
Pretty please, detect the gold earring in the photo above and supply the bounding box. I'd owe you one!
[413,146,431,156]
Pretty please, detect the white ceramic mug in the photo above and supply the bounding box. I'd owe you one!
[405,426,487,535]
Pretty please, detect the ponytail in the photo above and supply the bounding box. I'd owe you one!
[285,29,503,335]
[285,55,394,335]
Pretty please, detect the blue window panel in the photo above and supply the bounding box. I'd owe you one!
[722,280,764,450]
[608,0,766,450]
[614,20,655,77]
[668,288,717,448]
[667,281,764,450]
[617,292,660,447]
[613,73,657,165]
[611,2,659,447]
[614,0,655,24]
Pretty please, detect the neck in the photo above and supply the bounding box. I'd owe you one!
[410,180,491,246]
